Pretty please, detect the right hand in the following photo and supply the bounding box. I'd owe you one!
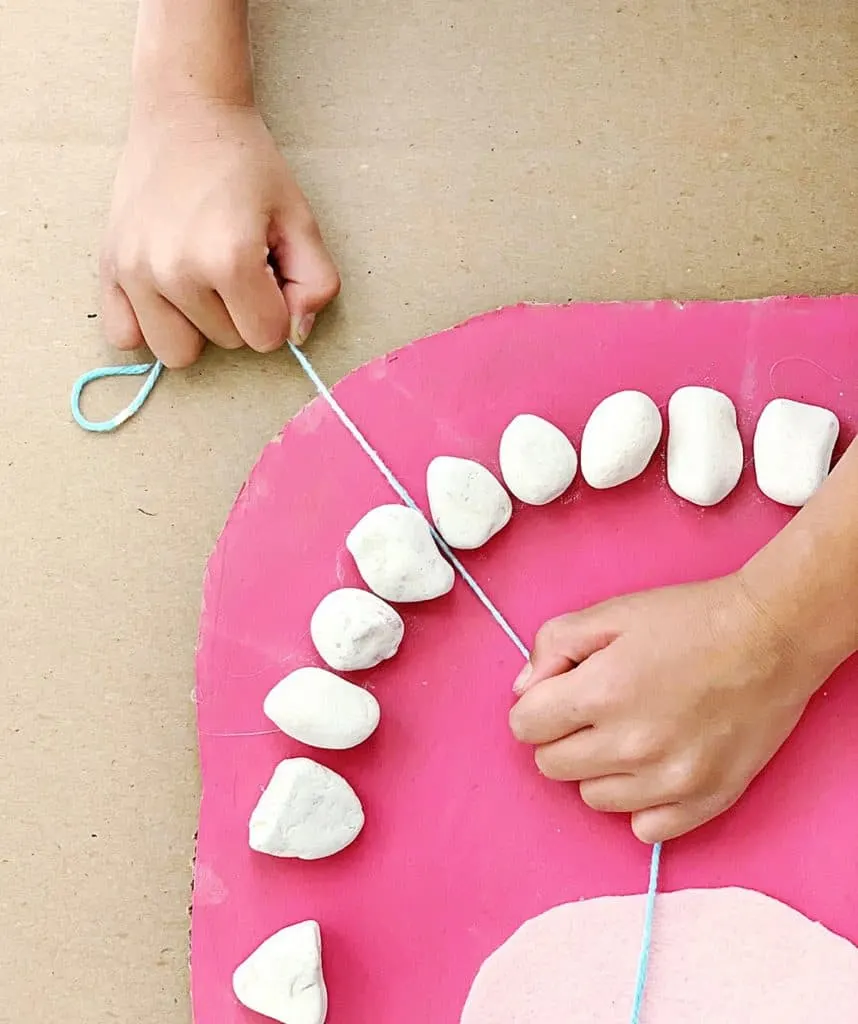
[509,573,822,843]
[101,96,340,367]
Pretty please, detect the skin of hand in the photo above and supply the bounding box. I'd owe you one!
[101,0,339,368]
[510,438,858,844]
[509,574,822,843]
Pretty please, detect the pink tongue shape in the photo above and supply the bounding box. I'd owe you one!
[460,888,858,1023]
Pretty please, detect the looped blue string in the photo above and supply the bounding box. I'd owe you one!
[67,341,663,1018]
[70,360,164,433]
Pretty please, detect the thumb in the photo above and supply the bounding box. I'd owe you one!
[633,790,737,843]
[273,219,341,346]
[632,805,686,844]
[514,605,620,695]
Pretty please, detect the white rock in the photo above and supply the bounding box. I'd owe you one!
[580,390,662,489]
[249,758,364,860]
[426,456,512,549]
[667,386,744,506]
[498,414,578,505]
[310,588,404,671]
[345,504,454,602]
[754,398,839,507]
[264,668,380,750]
[233,920,327,1024]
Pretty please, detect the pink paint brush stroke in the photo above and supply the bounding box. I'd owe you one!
[193,297,858,1024]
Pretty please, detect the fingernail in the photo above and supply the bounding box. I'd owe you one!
[290,313,316,346]
[512,662,532,695]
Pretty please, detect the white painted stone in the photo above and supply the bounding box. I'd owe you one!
[754,398,839,507]
[233,920,328,1024]
[426,456,512,549]
[310,588,404,671]
[346,504,454,602]
[580,390,662,489]
[249,758,364,860]
[667,386,744,506]
[498,414,578,505]
[264,668,380,750]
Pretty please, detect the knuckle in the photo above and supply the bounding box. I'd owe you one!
[619,725,660,766]
[109,328,140,351]
[211,331,246,352]
[534,615,570,652]
[508,704,528,741]
[579,779,608,811]
[317,266,342,302]
[251,310,291,353]
[578,779,597,808]
[204,237,258,283]
[170,353,198,370]
[150,249,195,291]
[631,814,665,844]
[254,324,288,353]
[161,345,200,370]
[665,755,705,798]
[534,745,561,780]
[114,245,149,284]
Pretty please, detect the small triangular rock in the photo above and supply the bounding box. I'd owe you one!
[249,758,365,860]
[233,920,328,1024]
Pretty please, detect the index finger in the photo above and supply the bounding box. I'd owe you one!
[509,663,598,746]
[212,243,291,353]
[514,604,620,695]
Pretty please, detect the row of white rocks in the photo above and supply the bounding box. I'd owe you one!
[509,388,838,511]
[232,386,841,1024]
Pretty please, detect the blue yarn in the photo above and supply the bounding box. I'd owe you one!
[290,338,663,1023]
[70,360,164,433]
[630,841,662,1022]
[287,342,531,659]
[69,341,662,1018]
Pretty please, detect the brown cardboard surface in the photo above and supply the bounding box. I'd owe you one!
[1,2,857,1021]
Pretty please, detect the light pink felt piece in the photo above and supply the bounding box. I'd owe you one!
[193,297,858,1024]
[461,887,858,1022]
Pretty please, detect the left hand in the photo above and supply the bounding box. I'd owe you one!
[509,573,827,843]
[101,98,340,368]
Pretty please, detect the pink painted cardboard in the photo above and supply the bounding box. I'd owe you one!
[192,297,858,1023]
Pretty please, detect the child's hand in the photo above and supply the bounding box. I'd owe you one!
[100,97,340,367]
[509,575,825,843]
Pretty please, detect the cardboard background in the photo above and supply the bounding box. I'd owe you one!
[1,2,856,1021]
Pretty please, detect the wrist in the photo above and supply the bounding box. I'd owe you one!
[129,80,255,131]
[738,534,858,685]
[131,57,254,114]
[130,0,254,114]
